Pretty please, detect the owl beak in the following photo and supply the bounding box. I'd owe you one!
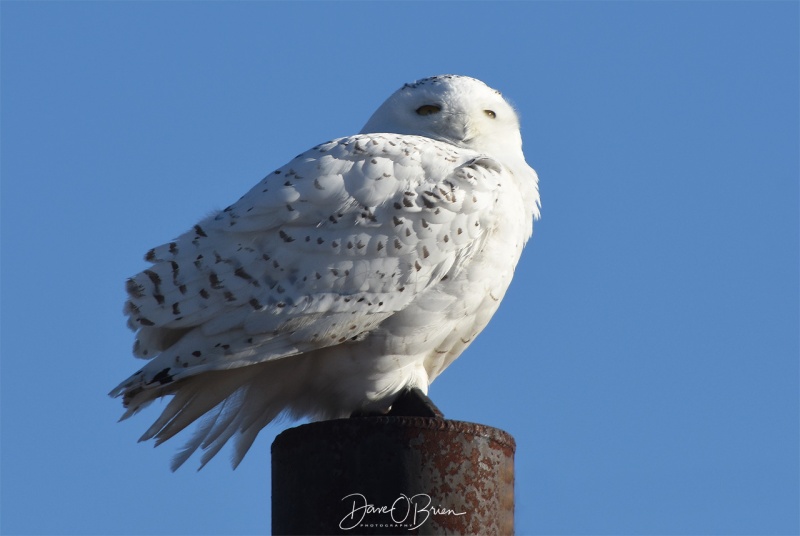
[443,112,477,145]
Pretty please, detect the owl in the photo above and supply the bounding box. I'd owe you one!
[111,75,541,470]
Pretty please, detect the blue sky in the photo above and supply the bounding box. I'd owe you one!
[1,2,797,535]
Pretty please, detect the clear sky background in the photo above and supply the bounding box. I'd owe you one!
[1,2,797,535]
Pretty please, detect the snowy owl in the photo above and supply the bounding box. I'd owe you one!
[111,75,541,470]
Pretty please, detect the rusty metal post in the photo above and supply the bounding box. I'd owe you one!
[271,416,515,535]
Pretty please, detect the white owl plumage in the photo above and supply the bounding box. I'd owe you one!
[111,75,541,470]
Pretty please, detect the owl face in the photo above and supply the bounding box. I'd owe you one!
[361,75,524,158]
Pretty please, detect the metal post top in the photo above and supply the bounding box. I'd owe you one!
[272,416,516,453]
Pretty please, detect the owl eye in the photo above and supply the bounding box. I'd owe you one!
[416,104,441,116]
[484,110,497,119]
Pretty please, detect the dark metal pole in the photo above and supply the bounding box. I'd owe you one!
[272,415,515,535]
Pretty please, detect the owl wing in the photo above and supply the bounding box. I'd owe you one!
[111,133,504,411]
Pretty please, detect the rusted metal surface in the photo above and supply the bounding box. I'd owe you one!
[272,417,515,535]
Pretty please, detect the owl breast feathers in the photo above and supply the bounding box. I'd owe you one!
[111,75,540,470]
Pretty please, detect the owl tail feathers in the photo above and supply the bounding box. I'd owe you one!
[113,361,305,471]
